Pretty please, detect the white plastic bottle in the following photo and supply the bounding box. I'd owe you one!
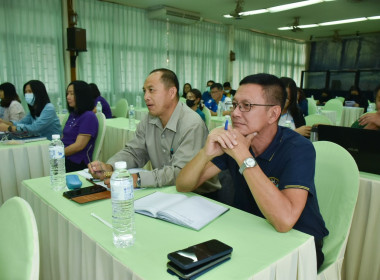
[217,101,223,118]
[367,103,374,112]
[284,120,292,129]
[49,134,66,191]
[96,101,102,113]
[129,105,136,130]
[111,161,135,248]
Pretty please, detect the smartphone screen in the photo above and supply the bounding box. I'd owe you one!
[167,239,233,270]
[167,253,231,279]
[63,185,107,199]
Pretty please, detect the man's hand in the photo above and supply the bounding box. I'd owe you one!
[221,128,257,160]
[87,161,113,180]
[203,127,238,159]
[295,125,311,137]
[359,112,380,129]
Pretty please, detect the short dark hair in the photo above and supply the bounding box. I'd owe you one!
[0,82,21,108]
[240,73,286,110]
[210,83,223,91]
[23,80,51,118]
[188,88,204,110]
[207,80,215,85]
[66,80,94,115]
[150,68,179,98]
[89,83,101,99]
[223,82,231,88]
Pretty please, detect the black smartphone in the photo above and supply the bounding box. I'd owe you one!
[167,239,233,270]
[167,253,231,279]
[63,185,107,199]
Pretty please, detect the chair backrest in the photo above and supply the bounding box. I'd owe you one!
[202,106,211,128]
[313,141,359,275]
[60,113,69,127]
[0,197,39,280]
[92,112,106,161]
[305,114,333,126]
[335,97,345,104]
[179,97,187,104]
[307,98,318,115]
[324,99,344,123]
[113,98,129,118]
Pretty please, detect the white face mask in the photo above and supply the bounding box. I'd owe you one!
[225,90,230,94]
[25,93,35,106]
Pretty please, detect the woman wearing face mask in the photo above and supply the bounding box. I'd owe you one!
[62,81,98,172]
[186,88,205,122]
[0,82,25,122]
[0,80,61,140]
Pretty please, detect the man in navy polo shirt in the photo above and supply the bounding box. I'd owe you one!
[176,73,329,270]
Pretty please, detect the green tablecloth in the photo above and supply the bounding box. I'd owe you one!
[21,175,316,280]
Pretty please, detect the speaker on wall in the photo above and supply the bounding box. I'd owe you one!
[67,27,87,52]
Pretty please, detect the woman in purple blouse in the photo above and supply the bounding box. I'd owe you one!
[89,83,112,119]
[62,81,99,172]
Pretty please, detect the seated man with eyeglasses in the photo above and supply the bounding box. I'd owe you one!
[176,73,329,270]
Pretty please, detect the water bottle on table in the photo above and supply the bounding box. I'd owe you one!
[217,101,223,118]
[111,161,135,248]
[129,105,136,129]
[49,134,66,191]
[96,101,102,113]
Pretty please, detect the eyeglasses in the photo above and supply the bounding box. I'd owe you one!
[231,101,276,112]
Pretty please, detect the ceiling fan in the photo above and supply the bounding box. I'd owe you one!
[291,17,303,32]
[229,0,245,19]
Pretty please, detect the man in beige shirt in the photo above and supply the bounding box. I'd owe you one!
[89,68,218,192]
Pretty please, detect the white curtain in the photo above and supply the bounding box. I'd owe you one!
[233,29,306,87]
[75,0,229,106]
[0,0,66,109]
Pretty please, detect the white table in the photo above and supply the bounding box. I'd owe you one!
[0,140,50,206]
[343,172,380,280]
[100,118,140,162]
[340,107,364,127]
[21,177,317,280]
[320,110,337,125]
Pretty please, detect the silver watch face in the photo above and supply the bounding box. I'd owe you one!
[245,158,256,167]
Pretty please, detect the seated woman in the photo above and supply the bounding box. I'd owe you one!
[279,77,311,137]
[182,83,192,99]
[297,87,308,116]
[89,83,112,119]
[352,85,380,130]
[0,80,61,139]
[63,81,98,172]
[316,89,331,106]
[345,85,368,111]
[186,88,205,122]
[0,82,25,122]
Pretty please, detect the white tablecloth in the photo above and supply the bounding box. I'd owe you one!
[340,107,364,127]
[343,172,380,280]
[321,110,337,125]
[0,140,50,206]
[21,178,317,280]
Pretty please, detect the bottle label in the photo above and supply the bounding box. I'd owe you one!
[111,180,133,200]
[49,146,65,159]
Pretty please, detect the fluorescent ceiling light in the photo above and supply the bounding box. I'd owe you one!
[239,9,268,16]
[298,24,319,28]
[319,17,367,26]
[268,0,323,13]
[368,16,380,20]
[223,0,334,18]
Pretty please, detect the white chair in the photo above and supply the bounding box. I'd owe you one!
[313,141,359,279]
[305,114,333,126]
[324,99,344,125]
[0,197,39,280]
[307,97,318,115]
[202,106,211,128]
[112,98,129,118]
[92,112,106,161]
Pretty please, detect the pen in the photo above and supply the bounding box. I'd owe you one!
[224,119,229,130]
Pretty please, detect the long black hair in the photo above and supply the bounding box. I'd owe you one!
[280,77,302,119]
[66,80,94,115]
[0,82,21,108]
[23,80,51,118]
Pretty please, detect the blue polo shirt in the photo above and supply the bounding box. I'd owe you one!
[205,95,228,113]
[212,126,329,241]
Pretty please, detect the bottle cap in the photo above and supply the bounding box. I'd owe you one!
[130,105,134,110]
[115,161,127,169]
[52,134,60,140]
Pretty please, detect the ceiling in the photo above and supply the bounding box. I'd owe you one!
[98,0,380,42]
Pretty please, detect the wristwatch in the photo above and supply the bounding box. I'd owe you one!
[136,173,141,188]
[239,157,257,174]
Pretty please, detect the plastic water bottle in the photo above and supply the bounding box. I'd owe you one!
[284,120,292,129]
[310,126,318,142]
[96,101,102,113]
[129,105,136,129]
[367,103,374,112]
[217,101,223,118]
[49,134,66,191]
[136,96,142,109]
[111,161,135,248]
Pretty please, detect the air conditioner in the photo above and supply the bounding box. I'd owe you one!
[147,5,202,24]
